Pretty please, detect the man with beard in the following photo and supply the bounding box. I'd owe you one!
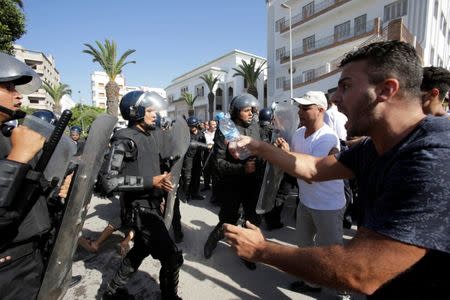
[223,41,450,298]
[203,93,263,271]
[101,91,183,300]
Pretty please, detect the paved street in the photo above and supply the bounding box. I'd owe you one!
[65,191,361,300]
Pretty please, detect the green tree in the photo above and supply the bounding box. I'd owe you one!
[232,58,266,98]
[69,104,104,135]
[0,0,26,54]
[181,92,198,117]
[199,72,220,120]
[43,82,72,115]
[83,39,135,117]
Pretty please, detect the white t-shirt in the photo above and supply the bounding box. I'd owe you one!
[204,130,216,146]
[291,124,345,210]
[324,104,348,141]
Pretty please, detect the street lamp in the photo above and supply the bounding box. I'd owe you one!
[281,2,293,99]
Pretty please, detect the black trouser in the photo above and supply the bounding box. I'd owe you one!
[218,177,261,226]
[181,156,202,197]
[202,150,213,187]
[128,209,179,268]
[0,245,44,300]
[172,196,182,234]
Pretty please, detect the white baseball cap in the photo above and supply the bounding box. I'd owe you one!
[292,91,328,110]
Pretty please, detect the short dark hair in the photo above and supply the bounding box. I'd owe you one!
[340,41,422,97]
[421,66,450,100]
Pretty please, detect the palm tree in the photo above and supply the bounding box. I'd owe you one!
[181,92,198,116]
[199,72,220,120]
[232,58,266,98]
[83,39,136,117]
[43,82,72,115]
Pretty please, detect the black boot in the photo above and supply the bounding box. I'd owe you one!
[102,258,136,300]
[203,223,224,259]
[160,251,183,300]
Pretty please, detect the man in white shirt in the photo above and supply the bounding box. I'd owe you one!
[324,97,348,142]
[286,91,346,294]
[202,120,217,191]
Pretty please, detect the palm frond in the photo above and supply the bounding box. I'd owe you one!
[199,72,220,91]
[181,92,198,107]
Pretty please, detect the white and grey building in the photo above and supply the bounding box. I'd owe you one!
[165,50,267,121]
[267,0,450,102]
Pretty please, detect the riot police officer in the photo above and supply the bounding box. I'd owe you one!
[101,91,183,300]
[203,94,264,267]
[179,116,206,202]
[70,125,85,156]
[0,53,48,299]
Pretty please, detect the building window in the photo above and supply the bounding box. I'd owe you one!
[276,47,286,60]
[384,0,408,23]
[303,35,315,52]
[434,0,439,18]
[275,17,285,32]
[430,47,435,65]
[167,95,174,102]
[440,13,447,33]
[195,84,204,97]
[334,21,351,41]
[437,56,443,67]
[276,77,286,90]
[354,14,367,35]
[303,69,315,82]
[302,2,314,19]
[244,78,248,89]
[180,86,188,93]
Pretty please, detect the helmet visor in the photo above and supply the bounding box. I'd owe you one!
[137,91,168,112]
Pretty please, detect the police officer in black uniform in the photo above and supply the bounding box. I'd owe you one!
[101,91,183,300]
[69,125,85,156]
[179,116,206,202]
[203,94,264,266]
[0,53,50,299]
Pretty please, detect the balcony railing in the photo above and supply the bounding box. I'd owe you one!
[282,18,424,91]
[280,0,351,33]
[281,18,379,64]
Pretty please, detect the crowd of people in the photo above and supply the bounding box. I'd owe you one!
[1,40,449,300]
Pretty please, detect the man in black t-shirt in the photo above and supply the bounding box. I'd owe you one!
[222,41,450,298]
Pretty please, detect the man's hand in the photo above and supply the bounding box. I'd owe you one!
[7,126,45,163]
[223,221,266,262]
[153,172,174,192]
[275,137,290,152]
[228,135,261,159]
[244,159,256,174]
[58,172,74,199]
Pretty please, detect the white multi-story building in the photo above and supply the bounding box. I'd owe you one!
[90,71,126,109]
[165,50,267,121]
[267,0,450,103]
[13,45,60,110]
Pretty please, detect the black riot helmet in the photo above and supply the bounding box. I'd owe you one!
[229,93,260,123]
[119,91,168,128]
[186,116,199,127]
[259,107,273,125]
[32,109,58,125]
[70,125,82,134]
[0,52,42,120]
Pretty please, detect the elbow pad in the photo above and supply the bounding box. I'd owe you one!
[0,160,30,208]
[102,175,145,194]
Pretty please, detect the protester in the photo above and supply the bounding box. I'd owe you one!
[224,41,450,298]
[286,91,346,294]
[421,66,450,117]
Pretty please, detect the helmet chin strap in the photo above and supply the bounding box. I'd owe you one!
[0,105,26,121]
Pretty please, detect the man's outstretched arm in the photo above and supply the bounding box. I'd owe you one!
[223,222,426,295]
[235,136,354,182]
